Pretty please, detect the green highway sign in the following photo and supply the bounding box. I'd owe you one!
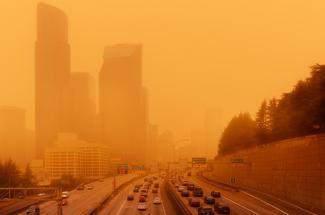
[192,157,207,164]
[231,158,244,163]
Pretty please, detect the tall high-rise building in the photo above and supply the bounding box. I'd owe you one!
[99,44,146,164]
[35,3,71,158]
[0,106,27,167]
[70,72,97,142]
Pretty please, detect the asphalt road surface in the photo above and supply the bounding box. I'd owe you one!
[18,174,136,215]
[171,171,317,215]
[99,176,178,215]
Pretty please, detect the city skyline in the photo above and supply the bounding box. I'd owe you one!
[2,1,325,141]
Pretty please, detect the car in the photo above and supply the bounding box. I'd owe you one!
[204,196,216,204]
[85,185,94,190]
[37,193,45,197]
[62,191,69,199]
[154,183,159,188]
[214,203,230,214]
[153,197,162,204]
[127,194,134,201]
[17,193,25,199]
[211,191,221,198]
[139,196,146,202]
[188,198,201,207]
[152,189,158,193]
[140,191,148,197]
[178,186,185,192]
[187,183,195,191]
[182,180,189,186]
[198,207,214,215]
[77,185,85,190]
[26,205,40,215]
[187,172,192,176]
[181,190,190,197]
[138,202,147,210]
[175,183,180,188]
[133,187,139,192]
[62,198,68,206]
[193,187,204,197]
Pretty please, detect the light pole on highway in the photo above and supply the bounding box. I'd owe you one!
[57,187,62,215]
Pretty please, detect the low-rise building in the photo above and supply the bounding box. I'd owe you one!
[45,133,110,180]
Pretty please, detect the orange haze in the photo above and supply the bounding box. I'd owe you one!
[1,0,325,140]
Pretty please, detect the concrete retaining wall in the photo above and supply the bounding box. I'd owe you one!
[208,134,325,213]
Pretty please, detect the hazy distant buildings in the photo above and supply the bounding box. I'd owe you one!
[35,3,71,158]
[204,109,222,158]
[70,72,97,142]
[45,133,110,180]
[146,124,159,165]
[157,130,175,162]
[0,106,27,167]
[99,44,146,164]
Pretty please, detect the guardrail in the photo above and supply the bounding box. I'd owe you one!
[165,181,193,215]
[85,174,146,215]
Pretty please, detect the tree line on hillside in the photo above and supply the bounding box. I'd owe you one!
[218,64,325,155]
[0,159,36,187]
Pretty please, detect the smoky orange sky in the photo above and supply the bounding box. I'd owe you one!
[1,0,325,140]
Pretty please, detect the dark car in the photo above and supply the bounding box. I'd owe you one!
[187,172,192,176]
[139,196,146,202]
[187,183,195,191]
[198,207,214,215]
[154,183,159,188]
[181,190,190,197]
[193,187,204,197]
[211,191,221,198]
[152,189,158,193]
[77,185,85,190]
[62,198,68,206]
[26,205,40,215]
[127,194,134,201]
[214,203,230,214]
[204,196,215,204]
[188,198,201,207]
[133,187,139,192]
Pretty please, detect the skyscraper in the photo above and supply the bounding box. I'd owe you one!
[35,3,71,158]
[70,72,97,142]
[99,44,146,164]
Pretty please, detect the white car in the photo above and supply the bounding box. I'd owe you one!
[153,197,162,204]
[62,191,69,198]
[138,203,147,211]
[178,186,185,192]
[85,185,94,190]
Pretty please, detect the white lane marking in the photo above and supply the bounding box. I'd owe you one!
[241,191,317,215]
[241,191,289,215]
[161,199,167,215]
[116,199,127,215]
[222,196,261,215]
[191,176,260,215]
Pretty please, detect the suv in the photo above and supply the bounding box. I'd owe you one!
[26,205,40,215]
[193,187,204,197]
[211,191,221,198]
[181,190,190,197]
[214,202,230,214]
[188,198,201,207]
[198,207,214,215]
[204,196,215,204]
[187,183,195,191]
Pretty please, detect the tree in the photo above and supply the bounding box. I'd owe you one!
[21,164,36,187]
[0,159,21,187]
[219,113,258,155]
[256,100,269,143]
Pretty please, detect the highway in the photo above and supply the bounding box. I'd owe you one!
[169,170,317,215]
[17,174,136,215]
[99,175,178,215]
